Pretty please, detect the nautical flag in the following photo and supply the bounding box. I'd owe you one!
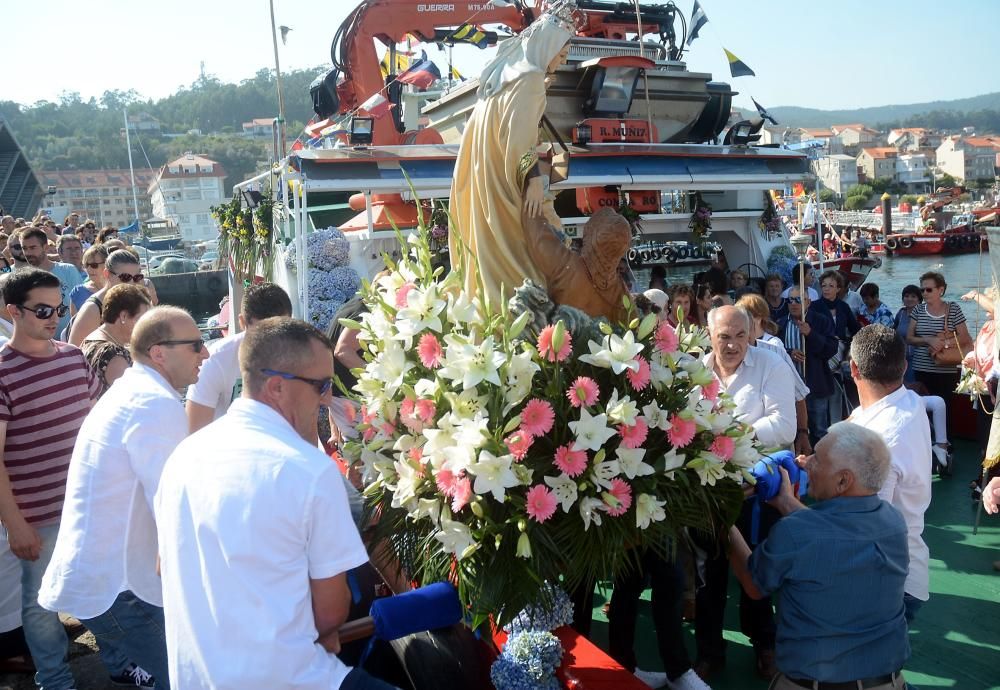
[279,25,291,45]
[396,51,442,88]
[447,24,490,49]
[360,92,393,119]
[724,48,755,78]
[687,1,708,46]
[379,49,417,79]
[450,65,465,81]
[304,117,336,138]
[752,97,778,125]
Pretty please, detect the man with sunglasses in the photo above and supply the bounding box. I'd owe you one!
[0,269,102,690]
[156,318,398,690]
[39,307,208,690]
[18,228,82,338]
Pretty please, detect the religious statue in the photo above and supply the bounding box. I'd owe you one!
[522,206,632,323]
[448,0,577,308]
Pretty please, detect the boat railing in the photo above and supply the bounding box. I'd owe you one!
[824,209,919,230]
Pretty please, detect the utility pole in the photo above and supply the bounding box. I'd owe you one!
[269,0,288,160]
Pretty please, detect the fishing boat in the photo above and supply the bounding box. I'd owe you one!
[884,214,988,256]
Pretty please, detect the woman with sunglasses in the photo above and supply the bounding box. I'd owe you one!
[68,245,109,314]
[68,249,144,346]
[906,271,973,403]
[80,284,152,397]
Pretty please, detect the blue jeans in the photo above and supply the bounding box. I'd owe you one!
[15,522,75,690]
[903,593,923,625]
[806,393,834,442]
[340,667,403,690]
[80,591,170,690]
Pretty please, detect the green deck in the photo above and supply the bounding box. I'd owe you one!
[585,440,1000,690]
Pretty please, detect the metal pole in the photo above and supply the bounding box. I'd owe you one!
[123,110,142,228]
[815,180,825,272]
[799,261,807,378]
[269,0,287,159]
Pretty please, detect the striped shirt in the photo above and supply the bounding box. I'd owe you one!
[0,341,99,526]
[909,302,966,374]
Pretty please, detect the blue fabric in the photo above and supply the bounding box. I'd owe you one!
[806,393,834,440]
[370,582,462,642]
[749,495,910,682]
[815,298,861,341]
[68,283,95,311]
[80,590,170,689]
[903,593,923,625]
[751,451,800,502]
[341,667,403,690]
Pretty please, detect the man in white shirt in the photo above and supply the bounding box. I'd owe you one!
[696,306,796,682]
[156,317,396,690]
[185,282,292,433]
[848,324,931,623]
[38,306,208,689]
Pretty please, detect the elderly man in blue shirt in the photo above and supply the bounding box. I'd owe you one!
[728,421,910,690]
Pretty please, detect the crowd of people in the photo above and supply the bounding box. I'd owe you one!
[0,208,999,690]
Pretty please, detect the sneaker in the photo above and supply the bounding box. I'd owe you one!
[634,668,669,689]
[110,663,155,689]
[665,669,712,690]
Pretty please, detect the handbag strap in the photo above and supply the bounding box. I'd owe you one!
[540,115,570,154]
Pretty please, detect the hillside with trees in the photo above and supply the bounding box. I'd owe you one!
[0,67,323,189]
[764,91,1000,129]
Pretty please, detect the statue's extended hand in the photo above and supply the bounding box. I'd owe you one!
[524,176,545,218]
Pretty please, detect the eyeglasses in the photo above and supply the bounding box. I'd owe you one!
[85,261,106,269]
[260,368,334,396]
[922,286,939,293]
[787,297,802,303]
[18,303,69,319]
[151,339,204,353]
[111,271,144,283]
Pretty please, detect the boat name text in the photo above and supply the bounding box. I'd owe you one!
[417,4,456,11]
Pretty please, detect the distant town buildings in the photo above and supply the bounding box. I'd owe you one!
[242,118,276,138]
[857,147,899,182]
[894,153,932,192]
[935,135,1000,182]
[830,124,880,154]
[40,168,156,226]
[149,153,226,243]
[812,154,859,197]
[124,112,162,135]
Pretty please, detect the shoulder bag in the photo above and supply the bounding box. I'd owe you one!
[931,302,964,366]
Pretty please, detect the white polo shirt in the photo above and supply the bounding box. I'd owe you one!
[39,363,186,618]
[155,398,368,690]
[705,345,797,448]
[849,385,932,601]
[185,331,244,418]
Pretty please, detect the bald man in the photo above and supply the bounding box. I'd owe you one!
[39,307,209,690]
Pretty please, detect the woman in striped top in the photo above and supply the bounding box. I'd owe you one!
[906,271,973,401]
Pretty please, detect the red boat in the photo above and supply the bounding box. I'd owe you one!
[883,230,987,256]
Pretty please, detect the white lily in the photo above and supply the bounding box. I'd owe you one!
[579,331,644,374]
[591,459,621,489]
[686,454,728,486]
[616,447,654,479]
[516,532,532,559]
[579,496,606,531]
[435,519,478,560]
[544,474,579,512]
[504,350,540,407]
[605,390,638,426]
[445,388,490,420]
[661,448,686,475]
[415,498,442,525]
[369,339,414,398]
[467,450,519,503]
[447,290,483,327]
[641,401,670,431]
[390,460,423,511]
[423,417,475,472]
[569,408,618,452]
[414,377,440,399]
[438,335,505,391]
[648,358,674,390]
[395,284,447,339]
[635,493,667,530]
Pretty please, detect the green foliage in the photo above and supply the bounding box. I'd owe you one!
[938,173,957,189]
[844,194,870,210]
[970,178,995,190]
[869,177,893,194]
[900,194,920,205]
[846,184,873,200]
[0,67,324,189]
[818,188,837,203]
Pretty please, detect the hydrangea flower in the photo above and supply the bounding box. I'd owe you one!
[504,584,575,634]
[308,268,348,302]
[490,630,563,690]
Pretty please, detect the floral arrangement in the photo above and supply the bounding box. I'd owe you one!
[503,583,574,635]
[212,189,279,281]
[342,219,749,629]
[491,630,563,690]
[758,191,783,240]
[956,363,989,399]
[688,192,713,241]
[285,226,361,332]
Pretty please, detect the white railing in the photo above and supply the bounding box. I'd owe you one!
[823,209,920,230]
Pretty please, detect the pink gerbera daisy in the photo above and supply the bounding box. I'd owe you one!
[525,484,558,523]
[395,282,416,308]
[417,333,444,369]
[605,478,633,517]
[702,377,721,403]
[451,477,473,512]
[653,322,679,353]
[626,356,651,391]
[436,468,460,496]
[400,398,424,433]
[553,444,588,477]
[710,436,735,461]
[667,415,697,448]
[537,324,573,362]
[566,376,600,408]
[415,398,436,423]
[407,446,424,463]
[618,417,649,449]
[505,431,534,461]
[520,399,555,437]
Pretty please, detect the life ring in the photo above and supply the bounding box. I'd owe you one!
[690,246,702,259]
[677,246,690,260]
[639,249,651,263]
[664,248,678,263]
[206,274,224,293]
[886,238,898,250]
[650,247,663,262]
[630,249,644,268]
[899,237,914,249]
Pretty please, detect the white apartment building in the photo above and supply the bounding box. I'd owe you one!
[148,153,227,243]
[812,155,859,197]
[935,135,1000,182]
[41,169,156,226]
[895,153,931,193]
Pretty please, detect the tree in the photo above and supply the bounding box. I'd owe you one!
[818,188,837,204]
[869,177,893,194]
[846,184,873,200]
[938,173,957,189]
[844,195,869,211]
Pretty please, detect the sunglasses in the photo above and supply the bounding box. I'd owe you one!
[85,261,106,269]
[260,368,334,396]
[921,286,941,293]
[787,297,802,303]
[111,271,144,283]
[19,303,69,319]
[151,339,204,353]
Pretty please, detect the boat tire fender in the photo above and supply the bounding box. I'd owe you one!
[899,237,914,249]
[650,247,663,262]
[664,248,678,263]
[690,246,701,259]
[944,236,957,249]
[886,238,898,250]
[677,247,689,260]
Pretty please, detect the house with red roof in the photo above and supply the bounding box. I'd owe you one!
[935,135,1000,182]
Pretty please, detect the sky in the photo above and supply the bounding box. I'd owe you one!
[3,0,999,113]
